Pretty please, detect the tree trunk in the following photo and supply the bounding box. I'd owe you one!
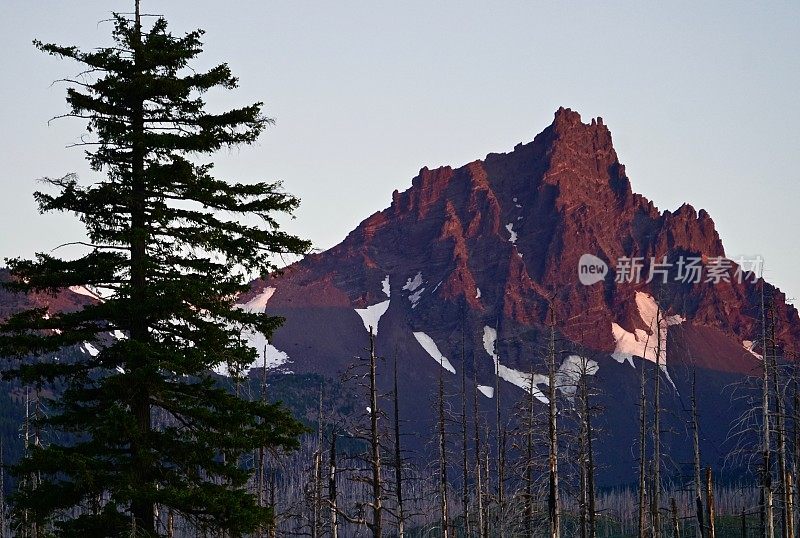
[0,438,6,538]
[257,346,269,538]
[438,362,450,538]
[671,498,680,538]
[547,304,560,538]
[582,356,597,538]
[526,361,536,538]
[393,358,405,538]
[268,466,277,538]
[786,473,794,538]
[768,301,789,538]
[129,2,155,533]
[638,341,648,538]
[311,385,324,538]
[579,431,587,538]
[494,336,504,536]
[368,327,383,538]
[652,306,663,538]
[793,377,800,538]
[460,336,470,538]
[329,433,338,538]
[761,286,774,538]
[706,467,716,538]
[473,351,486,538]
[743,506,748,538]
[692,370,706,538]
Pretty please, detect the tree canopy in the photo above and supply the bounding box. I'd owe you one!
[0,3,310,535]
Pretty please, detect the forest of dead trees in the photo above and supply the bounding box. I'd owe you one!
[2,295,799,538]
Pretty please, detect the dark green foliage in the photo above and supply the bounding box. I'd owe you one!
[0,4,310,535]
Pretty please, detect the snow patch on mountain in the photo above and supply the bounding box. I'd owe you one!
[409,288,425,308]
[211,285,293,377]
[355,300,390,335]
[381,275,391,298]
[69,285,104,302]
[213,336,291,377]
[483,327,599,402]
[413,332,456,374]
[483,326,548,403]
[612,292,683,366]
[477,385,494,398]
[611,292,681,388]
[403,272,423,292]
[555,355,599,399]
[505,223,517,244]
[743,340,762,360]
[112,330,127,340]
[236,287,276,313]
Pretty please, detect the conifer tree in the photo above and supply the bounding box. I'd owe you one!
[0,2,309,535]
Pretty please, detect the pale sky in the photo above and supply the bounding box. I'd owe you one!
[1,1,798,302]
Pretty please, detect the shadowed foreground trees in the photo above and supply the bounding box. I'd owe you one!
[0,1,309,535]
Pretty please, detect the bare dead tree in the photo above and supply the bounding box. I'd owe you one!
[333,326,394,537]
[579,353,597,538]
[524,358,537,537]
[437,358,450,538]
[392,357,406,538]
[787,473,795,538]
[671,497,680,538]
[368,327,383,538]
[329,432,339,538]
[705,467,716,538]
[547,303,561,538]
[761,284,774,538]
[792,370,799,538]
[460,337,470,538]
[22,385,33,538]
[473,351,487,538]
[692,369,706,538]
[310,384,325,538]
[494,331,505,536]
[638,338,649,538]
[651,304,664,538]
[0,437,6,538]
[256,346,269,538]
[767,299,790,538]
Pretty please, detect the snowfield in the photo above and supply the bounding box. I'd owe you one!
[413,331,456,374]
[610,292,680,388]
[213,284,292,377]
[477,385,494,398]
[483,326,599,403]
[236,286,276,313]
[355,300,390,335]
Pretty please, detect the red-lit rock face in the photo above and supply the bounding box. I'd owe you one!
[5,108,797,378]
[258,107,798,375]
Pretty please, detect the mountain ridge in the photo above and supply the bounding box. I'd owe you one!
[253,107,798,378]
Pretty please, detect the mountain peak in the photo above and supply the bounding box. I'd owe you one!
[553,106,583,127]
[551,106,606,134]
[264,109,799,382]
